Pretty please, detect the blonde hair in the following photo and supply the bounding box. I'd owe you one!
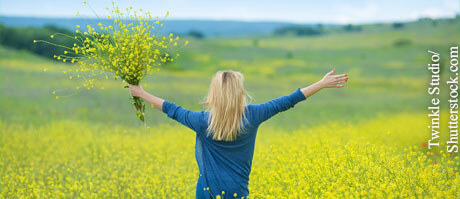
[200,70,252,141]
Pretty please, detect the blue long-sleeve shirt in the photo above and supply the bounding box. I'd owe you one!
[162,88,307,198]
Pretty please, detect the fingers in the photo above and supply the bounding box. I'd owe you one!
[325,84,344,88]
[331,78,347,87]
[325,68,335,76]
[334,77,348,83]
[126,83,143,89]
[332,74,347,78]
[329,83,344,88]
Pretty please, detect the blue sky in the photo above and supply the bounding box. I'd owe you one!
[0,0,458,24]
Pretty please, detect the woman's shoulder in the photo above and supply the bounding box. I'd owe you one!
[201,106,257,126]
[245,104,258,115]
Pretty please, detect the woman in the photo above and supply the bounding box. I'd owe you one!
[126,69,348,198]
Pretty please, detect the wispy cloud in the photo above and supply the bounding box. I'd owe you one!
[0,0,458,24]
[332,3,379,24]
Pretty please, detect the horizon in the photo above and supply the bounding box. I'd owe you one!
[0,14,457,26]
[0,0,458,25]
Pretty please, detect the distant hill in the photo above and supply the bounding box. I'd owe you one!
[0,16,313,37]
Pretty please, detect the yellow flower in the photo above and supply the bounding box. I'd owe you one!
[36,3,188,122]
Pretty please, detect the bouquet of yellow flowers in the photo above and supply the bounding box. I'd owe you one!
[35,2,188,122]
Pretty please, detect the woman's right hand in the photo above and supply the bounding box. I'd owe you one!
[319,68,348,88]
[126,83,146,97]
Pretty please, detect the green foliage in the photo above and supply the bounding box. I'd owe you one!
[393,39,412,47]
[186,30,205,39]
[274,25,323,36]
[392,22,405,29]
[0,24,75,59]
[285,51,293,59]
[343,24,362,32]
[253,39,259,47]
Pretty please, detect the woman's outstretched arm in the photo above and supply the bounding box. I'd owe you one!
[251,68,348,124]
[126,83,164,111]
[126,83,203,132]
[300,68,348,98]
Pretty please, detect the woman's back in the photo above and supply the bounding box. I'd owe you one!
[162,88,307,198]
[127,68,347,198]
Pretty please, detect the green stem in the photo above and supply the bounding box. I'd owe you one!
[132,96,145,122]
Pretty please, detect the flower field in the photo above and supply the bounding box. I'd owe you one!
[1,17,459,198]
[1,113,458,198]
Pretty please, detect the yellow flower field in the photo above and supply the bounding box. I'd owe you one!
[1,113,458,198]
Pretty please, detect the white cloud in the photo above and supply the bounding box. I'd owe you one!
[410,8,446,19]
[411,0,459,19]
[330,3,379,24]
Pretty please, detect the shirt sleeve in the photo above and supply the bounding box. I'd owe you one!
[162,100,204,133]
[250,88,306,124]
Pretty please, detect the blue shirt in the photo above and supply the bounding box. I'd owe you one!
[162,88,307,198]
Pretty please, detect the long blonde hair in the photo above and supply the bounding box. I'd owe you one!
[200,70,252,141]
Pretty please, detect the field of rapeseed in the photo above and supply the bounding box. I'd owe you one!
[1,17,459,198]
[1,113,458,198]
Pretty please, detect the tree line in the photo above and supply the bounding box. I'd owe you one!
[0,24,76,59]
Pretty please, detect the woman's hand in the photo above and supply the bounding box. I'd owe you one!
[126,83,165,111]
[318,68,348,88]
[126,83,146,98]
[300,68,348,98]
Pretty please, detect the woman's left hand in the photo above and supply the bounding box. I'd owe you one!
[319,68,348,88]
[126,83,145,97]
